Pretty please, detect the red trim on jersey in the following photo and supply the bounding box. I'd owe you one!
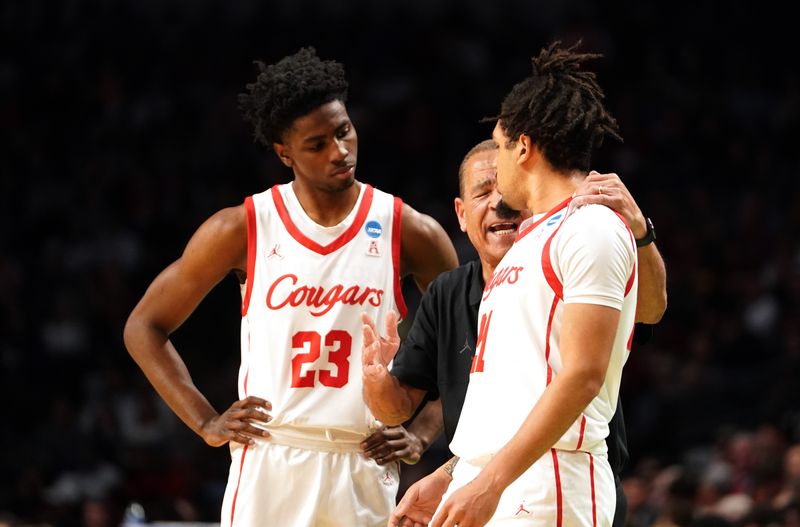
[243,328,250,395]
[576,415,587,450]
[391,197,408,319]
[241,196,257,316]
[230,444,250,526]
[551,449,563,527]
[516,197,572,241]
[589,453,597,526]
[627,326,635,352]
[614,211,638,297]
[542,219,568,300]
[545,295,559,385]
[270,184,374,255]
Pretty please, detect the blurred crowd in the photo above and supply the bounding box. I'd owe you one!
[2,0,799,525]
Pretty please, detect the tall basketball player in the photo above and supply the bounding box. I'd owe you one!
[123,48,457,526]
[373,42,645,527]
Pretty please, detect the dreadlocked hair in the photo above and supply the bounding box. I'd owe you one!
[491,41,622,172]
[238,47,348,145]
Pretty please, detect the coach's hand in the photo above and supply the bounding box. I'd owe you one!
[361,311,401,378]
[200,396,272,447]
[362,425,424,465]
[572,171,647,238]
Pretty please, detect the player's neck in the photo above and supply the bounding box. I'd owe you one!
[525,170,584,214]
[290,180,362,227]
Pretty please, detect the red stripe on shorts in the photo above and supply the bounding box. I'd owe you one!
[589,452,597,527]
[551,449,563,527]
[230,444,250,526]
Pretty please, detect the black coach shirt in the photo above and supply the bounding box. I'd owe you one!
[390,259,631,477]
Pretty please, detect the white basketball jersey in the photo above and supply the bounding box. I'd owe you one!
[449,200,637,465]
[239,182,405,437]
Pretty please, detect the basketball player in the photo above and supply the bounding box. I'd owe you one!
[362,140,666,526]
[123,48,457,526]
[365,42,647,526]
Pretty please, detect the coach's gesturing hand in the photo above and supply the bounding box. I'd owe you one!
[361,310,401,378]
[200,396,272,447]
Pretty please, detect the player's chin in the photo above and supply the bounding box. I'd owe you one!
[328,175,356,193]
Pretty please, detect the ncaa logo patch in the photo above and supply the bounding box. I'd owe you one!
[546,213,563,227]
[365,220,383,238]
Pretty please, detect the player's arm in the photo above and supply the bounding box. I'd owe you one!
[399,203,458,292]
[573,171,667,323]
[390,455,459,527]
[123,205,271,447]
[433,304,622,527]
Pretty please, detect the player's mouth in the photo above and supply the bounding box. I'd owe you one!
[487,222,519,237]
[332,165,355,178]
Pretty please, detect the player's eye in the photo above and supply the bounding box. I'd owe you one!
[336,125,351,139]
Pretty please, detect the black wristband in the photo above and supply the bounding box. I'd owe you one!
[636,217,656,248]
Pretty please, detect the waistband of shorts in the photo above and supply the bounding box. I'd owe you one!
[466,447,608,468]
[264,427,366,453]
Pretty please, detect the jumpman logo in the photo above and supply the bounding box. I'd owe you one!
[267,244,283,259]
[458,336,471,355]
[515,502,530,516]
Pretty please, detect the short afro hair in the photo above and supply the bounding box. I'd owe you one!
[238,47,348,145]
[491,41,622,173]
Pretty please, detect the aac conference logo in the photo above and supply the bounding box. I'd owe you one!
[365,220,383,238]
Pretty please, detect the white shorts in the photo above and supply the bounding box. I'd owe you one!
[221,431,399,527]
[439,449,615,526]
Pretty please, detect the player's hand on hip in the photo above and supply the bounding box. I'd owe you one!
[361,311,401,374]
[362,425,424,465]
[572,171,647,238]
[431,476,500,527]
[200,396,272,447]
[390,470,451,527]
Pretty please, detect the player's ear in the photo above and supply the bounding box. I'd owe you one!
[517,134,532,165]
[454,197,467,232]
[273,142,293,167]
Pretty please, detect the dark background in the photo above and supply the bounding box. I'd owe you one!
[2,0,800,525]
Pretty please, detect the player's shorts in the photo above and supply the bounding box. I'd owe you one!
[439,449,615,526]
[221,429,399,527]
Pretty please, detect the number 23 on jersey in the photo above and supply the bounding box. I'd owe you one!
[291,330,352,388]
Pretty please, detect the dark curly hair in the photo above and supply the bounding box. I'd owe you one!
[238,47,348,145]
[491,41,622,173]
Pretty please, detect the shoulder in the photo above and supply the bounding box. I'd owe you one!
[185,203,248,273]
[559,204,632,246]
[203,204,248,240]
[400,202,444,239]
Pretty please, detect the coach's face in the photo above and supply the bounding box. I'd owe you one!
[273,100,358,193]
[455,149,526,270]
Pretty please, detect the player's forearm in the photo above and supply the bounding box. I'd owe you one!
[479,368,602,490]
[634,243,667,323]
[362,372,420,426]
[124,318,219,437]
[407,400,444,451]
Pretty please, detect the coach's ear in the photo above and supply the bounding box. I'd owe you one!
[273,142,293,167]
[454,197,467,232]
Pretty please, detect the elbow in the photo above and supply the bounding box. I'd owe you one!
[122,314,141,359]
[636,289,667,324]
